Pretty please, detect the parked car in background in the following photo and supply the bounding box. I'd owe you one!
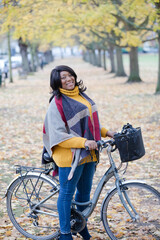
[142,47,158,53]
[0,57,8,71]
[6,55,22,69]
[0,55,22,71]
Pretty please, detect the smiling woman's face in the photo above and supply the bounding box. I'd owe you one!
[60,71,75,90]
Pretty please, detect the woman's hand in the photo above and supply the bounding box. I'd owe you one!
[84,140,98,150]
[106,130,117,138]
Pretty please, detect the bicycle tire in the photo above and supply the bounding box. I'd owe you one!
[101,181,160,240]
[6,173,60,240]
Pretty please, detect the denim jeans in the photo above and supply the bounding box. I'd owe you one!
[57,162,96,234]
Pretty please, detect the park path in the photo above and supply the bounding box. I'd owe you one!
[0,56,160,239]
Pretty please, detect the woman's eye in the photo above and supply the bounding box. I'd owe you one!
[61,74,72,80]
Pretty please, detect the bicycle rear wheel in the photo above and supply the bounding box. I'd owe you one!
[6,174,60,240]
[102,182,160,240]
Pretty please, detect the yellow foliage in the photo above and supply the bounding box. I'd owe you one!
[120,31,142,47]
[0,0,158,49]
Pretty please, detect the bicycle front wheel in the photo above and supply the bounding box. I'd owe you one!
[6,174,60,240]
[102,182,160,240]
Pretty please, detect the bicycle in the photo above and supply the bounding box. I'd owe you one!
[4,137,160,240]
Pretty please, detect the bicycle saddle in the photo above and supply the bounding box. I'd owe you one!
[42,147,53,164]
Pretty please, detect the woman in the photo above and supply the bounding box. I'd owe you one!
[43,65,115,240]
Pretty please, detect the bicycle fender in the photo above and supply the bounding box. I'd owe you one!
[3,172,58,198]
[3,176,20,198]
[100,180,146,221]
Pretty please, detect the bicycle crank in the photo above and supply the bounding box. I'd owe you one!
[70,208,86,233]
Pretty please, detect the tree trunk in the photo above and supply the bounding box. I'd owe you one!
[44,50,53,64]
[115,46,126,76]
[91,49,97,66]
[108,44,115,73]
[71,48,74,56]
[90,50,94,65]
[60,48,64,59]
[155,34,160,94]
[18,38,30,75]
[29,45,36,72]
[35,47,40,70]
[85,49,90,62]
[7,28,13,83]
[127,47,142,82]
[97,49,102,67]
[88,50,92,64]
[103,49,107,71]
[83,50,88,62]
[49,50,54,62]
[82,51,85,61]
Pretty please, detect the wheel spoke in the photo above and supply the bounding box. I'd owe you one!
[102,182,160,240]
[7,175,60,240]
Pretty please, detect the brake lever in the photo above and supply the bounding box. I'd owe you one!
[98,145,103,152]
[111,145,117,152]
[97,140,108,152]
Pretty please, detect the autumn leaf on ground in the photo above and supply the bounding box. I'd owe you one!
[0,57,160,239]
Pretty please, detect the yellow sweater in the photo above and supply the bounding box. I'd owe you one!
[52,86,108,167]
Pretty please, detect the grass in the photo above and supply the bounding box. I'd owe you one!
[122,53,158,82]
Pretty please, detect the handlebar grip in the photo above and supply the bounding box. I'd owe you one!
[85,141,100,151]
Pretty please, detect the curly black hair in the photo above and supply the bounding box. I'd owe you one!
[49,65,86,102]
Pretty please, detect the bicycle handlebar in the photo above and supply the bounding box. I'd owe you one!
[85,139,117,152]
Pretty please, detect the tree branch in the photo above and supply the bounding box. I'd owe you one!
[90,28,128,48]
[111,13,153,31]
[142,36,158,43]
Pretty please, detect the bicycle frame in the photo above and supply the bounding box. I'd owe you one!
[73,143,141,221]
[11,166,114,219]
[72,166,114,218]
[5,140,141,222]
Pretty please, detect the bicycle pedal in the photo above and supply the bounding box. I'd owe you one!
[70,219,76,226]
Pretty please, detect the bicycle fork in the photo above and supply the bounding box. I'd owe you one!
[115,179,140,222]
[107,145,139,222]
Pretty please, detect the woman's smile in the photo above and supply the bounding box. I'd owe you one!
[60,71,75,90]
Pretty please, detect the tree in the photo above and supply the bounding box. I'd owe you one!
[73,0,157,82]
[156,31,160,93]
[7,27,13,83]
[153,0,160,94]
[0,0,58,76]
[0,1,15,83]
[0,0,159,90]
[110,0,154,82]
[18,38,30,74]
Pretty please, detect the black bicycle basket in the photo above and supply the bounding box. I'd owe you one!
[114,123,145,162]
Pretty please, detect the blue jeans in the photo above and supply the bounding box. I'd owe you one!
[57,162,96,234]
